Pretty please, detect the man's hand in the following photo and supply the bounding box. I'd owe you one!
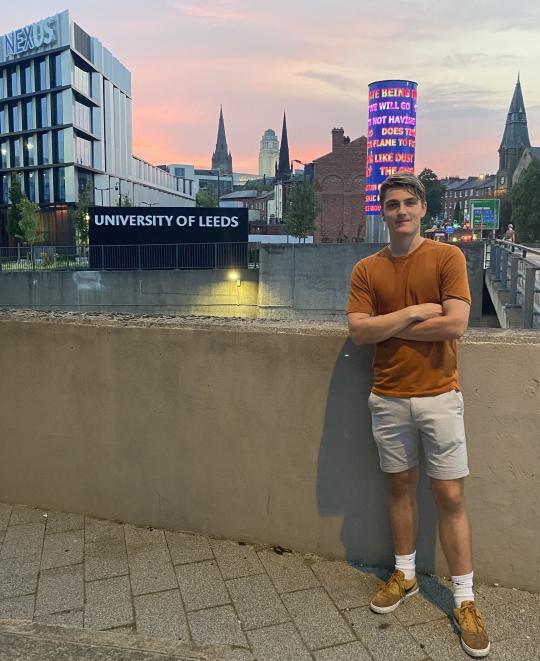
[410,303,443,322]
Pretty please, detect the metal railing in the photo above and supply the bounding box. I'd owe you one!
[0,242,260,272]
[487,240,540,329]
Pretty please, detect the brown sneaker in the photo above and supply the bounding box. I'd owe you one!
[453,601,491,658]
[370,570,419,613]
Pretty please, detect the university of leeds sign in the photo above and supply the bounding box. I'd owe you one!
[5,17,57,59]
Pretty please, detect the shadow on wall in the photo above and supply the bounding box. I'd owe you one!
[316,338,439,574]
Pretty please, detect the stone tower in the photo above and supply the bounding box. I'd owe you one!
[496,76,531,193]
[211,106,233,175]
[258,129,279,177]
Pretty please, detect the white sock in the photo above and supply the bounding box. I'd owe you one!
[452,571,475,607]
[395,551,416,580]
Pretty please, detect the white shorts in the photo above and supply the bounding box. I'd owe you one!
[368,390,469,480]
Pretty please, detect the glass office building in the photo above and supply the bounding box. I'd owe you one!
[0,11,194,246]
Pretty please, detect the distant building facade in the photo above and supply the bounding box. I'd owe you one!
[311,128,367,242]
[0,10,194,246]
[258,129,279,178]
[442,175,496,222]
[512,146,540,185]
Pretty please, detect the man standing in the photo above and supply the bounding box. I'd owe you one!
[347,173,490,658]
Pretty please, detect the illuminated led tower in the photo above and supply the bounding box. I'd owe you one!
[364,79,417,242]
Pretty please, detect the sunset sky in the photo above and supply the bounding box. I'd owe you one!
[6,1,540,177]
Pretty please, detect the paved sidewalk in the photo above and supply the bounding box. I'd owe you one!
[0,503,538,661]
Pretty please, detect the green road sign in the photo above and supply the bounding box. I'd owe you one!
[470,199,500,230]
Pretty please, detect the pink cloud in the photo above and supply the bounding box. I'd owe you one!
[172,0,254,24]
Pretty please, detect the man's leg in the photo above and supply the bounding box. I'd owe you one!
[431,477,472,576]
[388,467,419,555]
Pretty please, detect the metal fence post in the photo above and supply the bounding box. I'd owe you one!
[490,244,498,276]
[138,245,142,270]
[522,266,537,329]
[101,245,105,270]
[509,255,519,305]
[500,249,509,289]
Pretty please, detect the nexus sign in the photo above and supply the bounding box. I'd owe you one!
[5,17,57,59]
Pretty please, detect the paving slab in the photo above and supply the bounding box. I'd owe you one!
[35,609,84,628]
[0,594,35,619]
[85,517,125,543]
[134,589,189,642]
[85,533,129,582]
[257,550,320,593]
[345,606,427,661]
[124,525,177,596]
[475,583,540,638]
[0,504,12,531]
[407,617,473,661]
[41,530,84,570]
[8,505,47,526]
[84,575,134,631]
[0,522,45,560]
[311,560,382,609]
[210,540,264,580]
[226,573,290,630]
[393,590,447,627]
[313,640,374,661]
[488,636,540,660]
[246,622,312,661]
[175,560,230,612]
[0,553,40,599]
[165,530,214,565]
[188,605,248,648]
[45,510,85,535]
[281,587,355,650]
[35,564,84,616]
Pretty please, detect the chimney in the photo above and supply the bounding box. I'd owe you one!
[332,127,345,152]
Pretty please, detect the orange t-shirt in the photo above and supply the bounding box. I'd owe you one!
[347,239,471,397]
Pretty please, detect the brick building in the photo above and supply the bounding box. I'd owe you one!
[442,175,496,222]
[311,128,367,242]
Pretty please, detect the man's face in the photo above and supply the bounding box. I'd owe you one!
[381,187,426,238]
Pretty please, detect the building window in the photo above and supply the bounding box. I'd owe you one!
[22,100,34,130]
[52,130,64,163]
[0,174,8,204]
[38,133,50,165]
[39,169,51,203]
[51,92,63,125]
[9,103,20,132]
[23,137,36,166]
[7,67,18,96]
[10,138,21,167]
[0,106,5,134]
[53,167,66,201]
[49,54,62,88]
[35,58,47,91]
[75,135,92,166]
[24,171,37,201]
[0,75,4,99]
[0,141,7,168]
[36,96,48,128]
[73,100,92,132]
[73,65,90,96]
[21,63,32,94]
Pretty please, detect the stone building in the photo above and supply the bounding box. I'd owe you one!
[258,129,279,178]
[311,128,367,242]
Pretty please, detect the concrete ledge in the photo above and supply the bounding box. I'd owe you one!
[0,312,538,591]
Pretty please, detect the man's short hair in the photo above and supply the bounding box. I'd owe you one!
[379,172,427,207]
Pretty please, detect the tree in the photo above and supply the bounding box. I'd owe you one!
[418,168,445,222]
[284,180,320,240]
[120,194,133,207]
[73,181,93,246]
[509,159,540,242]
[196,187,218,207]
[452,201,463,224]
[15,197,41,265]
[7,176,24,240]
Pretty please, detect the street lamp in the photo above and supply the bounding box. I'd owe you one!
[141,201,159,207]
[94,183,119,206]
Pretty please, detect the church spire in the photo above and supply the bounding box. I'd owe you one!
[276,112,291,180]
[211,106,233,175]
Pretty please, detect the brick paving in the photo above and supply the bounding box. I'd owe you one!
[0,502,538,660]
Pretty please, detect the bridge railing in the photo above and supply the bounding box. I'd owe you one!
[488,240,540,329]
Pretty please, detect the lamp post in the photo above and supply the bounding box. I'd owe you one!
[94,183,120,206]
[141,201,159,207]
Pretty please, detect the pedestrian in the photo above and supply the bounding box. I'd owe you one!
[347,172,490,658]
[503,224,516,243]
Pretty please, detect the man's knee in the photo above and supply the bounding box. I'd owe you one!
[431,478,466,514]
[388,468,419,497]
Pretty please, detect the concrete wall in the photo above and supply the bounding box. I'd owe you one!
[0,315,538,591]
[0,242,485,323]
